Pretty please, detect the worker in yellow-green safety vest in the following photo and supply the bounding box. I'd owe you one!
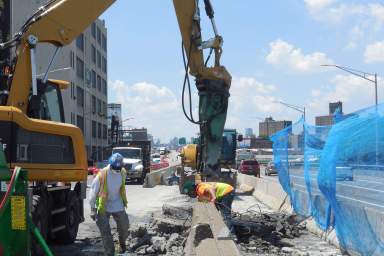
[183,181,235,223]
[89,153,129,256]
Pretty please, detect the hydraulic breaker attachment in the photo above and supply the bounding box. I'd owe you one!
[198,79,229,176]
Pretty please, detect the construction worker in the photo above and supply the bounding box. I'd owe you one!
[89,153,129,255]
[183,181,235,220]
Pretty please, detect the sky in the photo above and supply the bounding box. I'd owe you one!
[101,0,384,142]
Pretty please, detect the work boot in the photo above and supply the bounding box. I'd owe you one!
[120,243,127,254]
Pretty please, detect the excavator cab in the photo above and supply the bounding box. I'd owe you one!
[27,79,66,122]
[0,76,87,181]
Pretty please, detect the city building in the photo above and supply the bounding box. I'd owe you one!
[329,101,343,115]
[244,128,254,138]
[9,1,109,161]
[250,138,273,149]
[259,117,292,137]
[315,101,343,126]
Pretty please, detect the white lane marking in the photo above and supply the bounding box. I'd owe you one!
[290,187,384,211]
[289,174,384,193]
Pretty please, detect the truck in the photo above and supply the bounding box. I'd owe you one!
[108,129,151,184]
[112,146,147,184]
[159,147,167,155]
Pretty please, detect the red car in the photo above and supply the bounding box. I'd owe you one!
[239,160,260,177]
[88,166,99,176]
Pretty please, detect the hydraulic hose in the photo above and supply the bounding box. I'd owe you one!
[28,215,54,256]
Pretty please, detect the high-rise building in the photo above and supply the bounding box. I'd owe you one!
[9,1,109,161]
[315,102,344,126]
[244,128,254,138]
[259,117,292,137]
[329,101,343,115]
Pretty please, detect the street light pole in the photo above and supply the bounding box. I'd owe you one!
[322,64,379,166]
[321,64,378,106]
[276,101,306,121]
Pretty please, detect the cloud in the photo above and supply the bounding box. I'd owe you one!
[226,77,300,134]
[345,26,364,50]
[304,1,374,24]
[109,80,199,142]
[304,1,384,50]
[304,0,336,13]
[266,39,333,73]
[370,4,384,26]
[109,77,302,140]
[364,41,384,63]
[229,77,279,113]
[308,74,378,116]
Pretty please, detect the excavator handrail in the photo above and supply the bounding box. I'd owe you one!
[0,167,21,219]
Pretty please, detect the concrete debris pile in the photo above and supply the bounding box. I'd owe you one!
[124,204,192,255]
[233,211,305,255]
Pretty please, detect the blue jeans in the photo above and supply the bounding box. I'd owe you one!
[216,191,235,221]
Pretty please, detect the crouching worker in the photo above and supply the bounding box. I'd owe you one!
[89,153,129,255]
[183,181,235,220]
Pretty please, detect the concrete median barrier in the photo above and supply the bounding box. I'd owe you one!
[184,202,240,256]
[143,165,178,188]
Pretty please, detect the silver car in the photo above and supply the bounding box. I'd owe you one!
[265,161,277,176]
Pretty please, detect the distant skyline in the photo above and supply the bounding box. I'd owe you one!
[102,0,384,142]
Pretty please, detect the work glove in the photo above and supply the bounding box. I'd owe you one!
[90,208,97,221]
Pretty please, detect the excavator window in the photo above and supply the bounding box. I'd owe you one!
[40,83,64,123]
[27,80,65,123]
[220,129,237,166]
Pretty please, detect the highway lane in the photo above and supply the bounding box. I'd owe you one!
[287,167,384,212]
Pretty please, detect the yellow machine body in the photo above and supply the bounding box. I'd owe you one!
[181,144,198,169]
[0,106,87,181]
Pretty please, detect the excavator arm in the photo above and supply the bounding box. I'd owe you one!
[1,0,231,179]
[173,0,231,176]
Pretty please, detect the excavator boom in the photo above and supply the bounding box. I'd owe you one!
[0,0,231,179]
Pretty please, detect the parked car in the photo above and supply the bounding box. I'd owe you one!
[265,161,278,176]
[239,160,260,177]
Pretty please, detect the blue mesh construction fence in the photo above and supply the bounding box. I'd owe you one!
[271,104,384,256]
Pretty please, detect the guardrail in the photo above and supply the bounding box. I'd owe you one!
[143,165,177,188]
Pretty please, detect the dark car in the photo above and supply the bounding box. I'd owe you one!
[265,161,277,176]
[239,160,260,177]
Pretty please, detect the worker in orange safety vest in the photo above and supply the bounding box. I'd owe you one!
[183,181,235,221]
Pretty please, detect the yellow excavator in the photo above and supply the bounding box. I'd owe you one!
[0,0,231,253]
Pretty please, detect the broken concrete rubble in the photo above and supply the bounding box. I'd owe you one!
[122,204,192,255]
[233,211,306,255]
